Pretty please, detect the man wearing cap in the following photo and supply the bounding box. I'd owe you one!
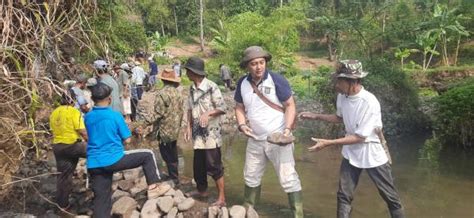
[143,68,184,185]
[234,46,303,217]
[71,73,89,113]
[183,56,227,207]
[93,60,123,114]
[298,60,405,218]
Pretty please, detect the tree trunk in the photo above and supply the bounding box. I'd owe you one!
[280,0,283,8]
[327,34,336,61]
[442,35,450,66]
[454,36,461,66]
[174,7,179,36]
[199,0,204,52]
[161,22,165,37]
[426,43,438,70]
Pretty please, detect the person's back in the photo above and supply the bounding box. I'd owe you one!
[50,105,84,144]
[99,74,123,114]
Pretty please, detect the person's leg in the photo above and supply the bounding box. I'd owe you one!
[106,149,161,183]
[243,139,267,207]
[131,98,138,121]
[52,142,86,208]
[159,141,179,184]
[89,168,113,218]
[137,86,144,100]
[193,149,208,195]
[367,163,405,218]
[266,142,303,218]
[337,158,363,218]
[205,147,225,206]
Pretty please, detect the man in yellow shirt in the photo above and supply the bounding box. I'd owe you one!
[49,90,88,209]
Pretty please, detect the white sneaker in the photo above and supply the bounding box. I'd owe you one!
[147,183,172,199]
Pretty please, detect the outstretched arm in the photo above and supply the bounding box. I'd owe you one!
[298,112,343,123]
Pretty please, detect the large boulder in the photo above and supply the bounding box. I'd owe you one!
[220,207,229,218]
[111,196,137,217]
[208,206,220,218]
[141,199,161,218]
[157,196,174,213]
[177,198,195,211]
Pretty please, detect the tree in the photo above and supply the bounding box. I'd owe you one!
[199,0,205,51]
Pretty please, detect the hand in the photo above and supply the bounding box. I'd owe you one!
[184,127,191,142]
[283,128,291,137]
[298,112,317,120]
[240,125,256,139]
[199,112,210,127]
[308,138,332,152]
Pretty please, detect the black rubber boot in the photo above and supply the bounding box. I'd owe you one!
[243,185,261,207]
[288,191,304,218]
[167,162,179,185]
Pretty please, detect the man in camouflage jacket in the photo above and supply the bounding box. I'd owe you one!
[144,68,184,184]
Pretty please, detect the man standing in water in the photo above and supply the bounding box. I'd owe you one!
[298,60,405,218]
[183,57,227,207]
[234,46,303,217]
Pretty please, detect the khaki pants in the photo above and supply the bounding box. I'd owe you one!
[244,138,301,193]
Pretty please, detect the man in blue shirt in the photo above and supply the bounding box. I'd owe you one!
[85,83,171,217]
[148,57,159,88]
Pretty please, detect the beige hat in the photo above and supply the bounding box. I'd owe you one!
[240,46,272,68]
[158,68,181,83]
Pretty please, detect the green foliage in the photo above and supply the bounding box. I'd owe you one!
[149,31,170,51]
[363,59,428,136]
[433,79,474,149]
[209,2,307,77]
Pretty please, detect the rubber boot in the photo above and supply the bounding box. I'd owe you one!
[390,208,405,218]
[337,203,351,218]
[243,185,261,207]
[288,191,304,218]
[167,162,179,185]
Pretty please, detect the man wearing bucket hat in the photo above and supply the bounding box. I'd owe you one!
[142,68,184,185]
[183,56,227,207]
[234,46,303,217]
[298,60,405,218]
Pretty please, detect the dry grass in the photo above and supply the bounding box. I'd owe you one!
[0,0,104,194]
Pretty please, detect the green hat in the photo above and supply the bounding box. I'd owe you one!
[240,46,272,69]
[334,60,368,79]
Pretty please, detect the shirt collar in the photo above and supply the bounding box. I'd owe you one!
[93,105,111,110]
[191,77,210,92]
[246,70,269,84]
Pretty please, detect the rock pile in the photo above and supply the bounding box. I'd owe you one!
[208,205,259,218]
[109,168,195,218]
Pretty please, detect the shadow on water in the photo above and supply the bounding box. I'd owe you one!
[173,129,474,218]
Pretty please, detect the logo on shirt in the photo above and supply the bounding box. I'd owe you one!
[264,87,271,94]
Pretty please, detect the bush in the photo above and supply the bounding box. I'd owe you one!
[433,80,474,149]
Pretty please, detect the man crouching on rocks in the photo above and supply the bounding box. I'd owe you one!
[234,46,303,217]
[85,83,171,217]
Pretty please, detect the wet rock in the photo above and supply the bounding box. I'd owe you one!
[157,196,174,213]
[167,207,178,218]
[177,197,195,211]
[112,190,131,202]
[208,206,220,218]
[141,199,161,218]
[220,207,229,218]
[117,179,135,191]
[111,196,137,216]
[246,206,259,218]
[229,205,246,218]
[123,168,141,180]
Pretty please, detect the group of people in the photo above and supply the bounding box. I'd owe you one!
[49,45,405,218]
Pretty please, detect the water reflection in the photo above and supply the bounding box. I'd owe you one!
[173,132,474,217]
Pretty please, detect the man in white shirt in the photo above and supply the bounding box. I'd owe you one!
[131,61,147,100]
[298,60,405,218]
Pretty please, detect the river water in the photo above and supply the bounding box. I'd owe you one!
[175,129,474,217]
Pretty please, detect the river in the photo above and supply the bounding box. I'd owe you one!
[174,129,474,217]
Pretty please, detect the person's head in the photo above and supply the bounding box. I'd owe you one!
[86,78,97,90]
[240,46,272,80]
[333,60,368,95]
[113,64,121,73]
[59,89,75,106]
[91,83,112,106]
[75,73,88,89]
[183,57,206,82]
[159,68,181,87]
[93,60,109,76]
